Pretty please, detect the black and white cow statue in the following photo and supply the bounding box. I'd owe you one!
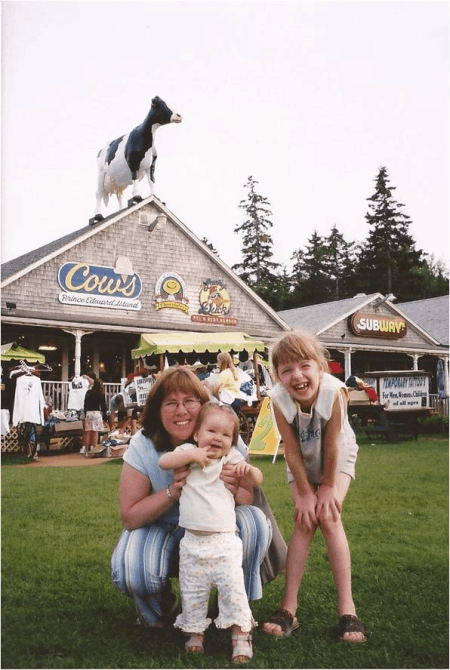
[92,97,182,222]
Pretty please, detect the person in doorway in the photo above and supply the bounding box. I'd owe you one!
[83,377,107,457]
[159,401,262,663]
[217,352,242,414]
[262,330,367,643]
[111,367,273,632]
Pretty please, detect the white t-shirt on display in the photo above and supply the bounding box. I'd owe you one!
[12,375,46,426]
[67,376,90,411]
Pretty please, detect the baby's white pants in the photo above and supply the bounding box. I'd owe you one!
[174,530,255,634]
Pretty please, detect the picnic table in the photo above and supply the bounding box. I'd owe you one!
[348,403,433,441]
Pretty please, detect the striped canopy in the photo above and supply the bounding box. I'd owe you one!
[132,331,265,359]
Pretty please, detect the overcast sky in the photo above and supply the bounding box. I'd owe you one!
[2,0,449,276]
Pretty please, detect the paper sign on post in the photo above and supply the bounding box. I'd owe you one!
[133,376,155,407]
[249,397,281,458]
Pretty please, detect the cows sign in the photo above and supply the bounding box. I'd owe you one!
[58,257,142,310]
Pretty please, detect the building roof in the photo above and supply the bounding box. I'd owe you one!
[1,196,290,335]
[1,209,126,282]
[396,296,449,346]
[277,294,380,335]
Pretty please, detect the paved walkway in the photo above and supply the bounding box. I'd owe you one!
[21,451,118,468]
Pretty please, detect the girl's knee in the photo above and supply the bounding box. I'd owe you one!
[318,514,343,536]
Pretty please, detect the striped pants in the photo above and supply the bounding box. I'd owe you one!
[111,505,272,626]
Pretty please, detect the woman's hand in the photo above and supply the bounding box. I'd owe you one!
[233,461,252,478]
[172,465,190,500]
[220,462,254,505]
[220,462,240,494]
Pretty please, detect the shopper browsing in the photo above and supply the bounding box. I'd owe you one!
[262,331,367,643]
[159,401,263,663]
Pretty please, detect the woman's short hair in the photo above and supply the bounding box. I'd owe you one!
[270,330,330,380]
[194,401,240,445]
[140,367,210,451]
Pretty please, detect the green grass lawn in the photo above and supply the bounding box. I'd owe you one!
[2,437,448,669]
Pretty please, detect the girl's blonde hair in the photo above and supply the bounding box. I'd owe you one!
[217,352,239,381]
[195,401,240,445]
[270,330,330,381]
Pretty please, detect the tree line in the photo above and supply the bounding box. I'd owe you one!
[226,168,448,311]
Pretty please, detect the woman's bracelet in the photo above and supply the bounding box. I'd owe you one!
[165,485,176,502]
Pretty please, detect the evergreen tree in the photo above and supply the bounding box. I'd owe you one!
[289,248,307,307]
[201,237,219,256]
[357,166,423,299]
[233,176,280,301]
[291,231,331,306]
[325,225,357,299]
[410,254,449,298]
[267,265,293,311]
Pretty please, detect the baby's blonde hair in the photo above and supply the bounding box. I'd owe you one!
[270,330,330,381]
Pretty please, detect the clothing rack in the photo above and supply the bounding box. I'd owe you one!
[9,360,53,377]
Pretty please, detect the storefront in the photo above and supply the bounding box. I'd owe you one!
[1,196,290,385]
[278,293,449,398]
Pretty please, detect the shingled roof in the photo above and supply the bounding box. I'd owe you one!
[277,294,380,335]
[1,208,127,282]
[396,295,449,346]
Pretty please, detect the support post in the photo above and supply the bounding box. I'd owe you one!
[62,328,94,377]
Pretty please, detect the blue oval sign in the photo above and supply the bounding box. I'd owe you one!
[58,261,142,299]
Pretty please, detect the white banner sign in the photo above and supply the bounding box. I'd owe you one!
[59,292,141,310]
[379,375,429,410]
[134,376,155,406]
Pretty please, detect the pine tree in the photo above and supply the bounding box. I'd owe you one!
[356,166,423,299]
[201,237,219,256]
[325,225,357,299]
[291,231,331,306]
[232,176,280,300]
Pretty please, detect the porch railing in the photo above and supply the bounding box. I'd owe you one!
[42,381,121,413]
[429,394,449,417]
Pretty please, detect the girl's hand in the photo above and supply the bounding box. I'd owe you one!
[192,448,212,469]
[293,490,318,532]
[172,465,190,500]
[315,484,341,522]
[220,462,240,495]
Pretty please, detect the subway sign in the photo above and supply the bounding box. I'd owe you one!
[348,312,407,339]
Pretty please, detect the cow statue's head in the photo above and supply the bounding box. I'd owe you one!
[151,96,182,124]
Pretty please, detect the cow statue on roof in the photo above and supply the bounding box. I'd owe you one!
[91,96,182,223]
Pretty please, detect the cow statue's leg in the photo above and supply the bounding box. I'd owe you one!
[92,168,106,222]
[128,171,143,205]
[147,154,157,195]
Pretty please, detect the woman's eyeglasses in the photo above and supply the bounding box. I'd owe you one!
[161,398,201,414]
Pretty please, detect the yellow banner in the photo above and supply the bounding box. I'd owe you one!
[249,397,281,456]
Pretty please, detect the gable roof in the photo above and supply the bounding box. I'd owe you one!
[277,292,445,348]
[1,207,129,284]
[396,296,449,346]
[277,294,381,335]
[1,196,290,332]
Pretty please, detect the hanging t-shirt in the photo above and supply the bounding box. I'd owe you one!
[12,375,46,426]
[67,376,90,411]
